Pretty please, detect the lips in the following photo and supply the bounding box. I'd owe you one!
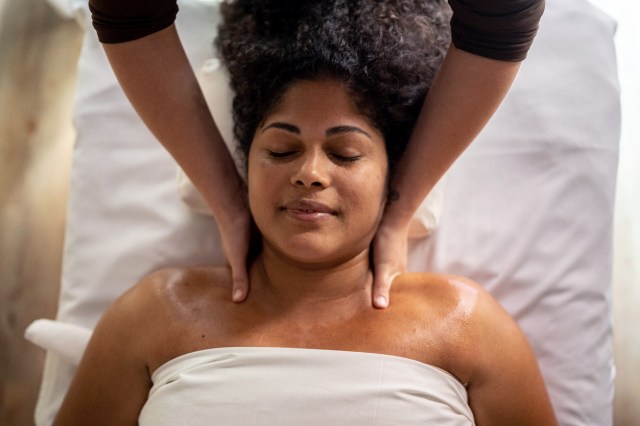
[282,199,337,221]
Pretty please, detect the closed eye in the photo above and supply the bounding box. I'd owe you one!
[332,154,362,163]
[267,150,297,158]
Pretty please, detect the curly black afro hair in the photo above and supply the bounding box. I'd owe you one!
[216,0,451,172]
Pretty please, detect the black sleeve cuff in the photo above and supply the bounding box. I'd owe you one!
[89,0,179,44]
[449,0,545,62]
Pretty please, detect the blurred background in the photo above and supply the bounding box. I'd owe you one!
[590,1,640,424]
[0,0,638,424]
[0,0,81,424]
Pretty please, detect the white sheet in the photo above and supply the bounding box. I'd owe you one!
[411,3,619,424]
[30,0,620,425]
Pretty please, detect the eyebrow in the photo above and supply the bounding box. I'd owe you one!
[261,122,372,139]
[262,122,300,134]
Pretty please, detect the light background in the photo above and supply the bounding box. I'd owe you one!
[589,1,640,423]
[0,0,638,424]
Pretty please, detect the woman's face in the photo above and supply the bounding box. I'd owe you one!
[247,78,388,267]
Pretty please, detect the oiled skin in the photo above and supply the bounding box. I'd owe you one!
[54,265,558,426]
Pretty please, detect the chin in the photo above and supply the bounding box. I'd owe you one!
[280,238,339,263]
[268,235,369,268]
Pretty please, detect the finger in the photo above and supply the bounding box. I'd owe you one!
[230,258,249,303]
[372,267,400,309]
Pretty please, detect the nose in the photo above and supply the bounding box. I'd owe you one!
[290,149,330,189]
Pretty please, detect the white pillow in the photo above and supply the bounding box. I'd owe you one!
[30,0,619,425]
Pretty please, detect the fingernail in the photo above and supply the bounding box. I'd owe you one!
[375,296,388,308]
[233,289,244,302]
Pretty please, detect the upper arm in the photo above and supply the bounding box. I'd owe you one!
[54,281,156,425]
[464,286,558,425]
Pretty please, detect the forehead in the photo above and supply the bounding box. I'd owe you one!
[262,79,376,133]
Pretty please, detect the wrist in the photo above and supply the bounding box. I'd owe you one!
[205,176,248,226]
[380,198,414,230]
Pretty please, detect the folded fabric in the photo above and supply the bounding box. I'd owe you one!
[24,319,92,367]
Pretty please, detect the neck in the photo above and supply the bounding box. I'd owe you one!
[250,243,373,319]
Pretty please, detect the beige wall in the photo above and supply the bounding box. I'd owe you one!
[0,0,81,424]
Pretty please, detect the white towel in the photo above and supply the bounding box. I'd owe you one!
[24,319,92,367]
[140,347,474,425]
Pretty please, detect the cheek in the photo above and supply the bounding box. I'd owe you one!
[246,151,268,220]
[342,166,387,219]
[246,153,289,227]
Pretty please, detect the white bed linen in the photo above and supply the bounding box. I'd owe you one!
[410,2,620,424]
[30,0,620,425]
[33,2,226,423]
[139,347,474,425]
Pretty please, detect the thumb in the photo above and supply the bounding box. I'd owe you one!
[372,266,400,309]
[229,257,249,303]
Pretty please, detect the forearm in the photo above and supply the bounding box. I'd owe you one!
[385,45,520,224]
[102,25,245,224]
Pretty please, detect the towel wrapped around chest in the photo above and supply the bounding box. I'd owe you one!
[139,347,475,426]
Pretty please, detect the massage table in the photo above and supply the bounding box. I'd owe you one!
[27,0,620,424]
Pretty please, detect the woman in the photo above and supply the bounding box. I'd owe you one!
[55,1,556,424]
[88,0,545,305]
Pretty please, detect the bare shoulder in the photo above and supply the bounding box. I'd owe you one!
[392,272,521,348]
[55,266,235,425]
[392,273,557,424]
[104,266,234,364]
[134,265,233,296]
[390,273,521,379]
[95,266,233,350]
[116,266,233,315]
[391,272,490,320]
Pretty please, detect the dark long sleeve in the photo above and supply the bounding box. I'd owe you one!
[89,0,544,61]
[448,0,545,61]
[89,0,179,44]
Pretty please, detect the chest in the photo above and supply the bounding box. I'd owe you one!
[150,302,464,378]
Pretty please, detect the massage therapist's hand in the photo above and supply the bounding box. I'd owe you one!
[371,47,523,308]
[371,210,410,308]
[212,188,251,303]
[100,25,251,301]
